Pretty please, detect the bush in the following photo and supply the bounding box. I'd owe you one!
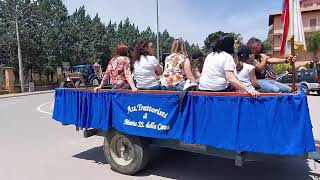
[274,64,292,75]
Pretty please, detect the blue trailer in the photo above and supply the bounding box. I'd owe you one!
[52,88,320,175]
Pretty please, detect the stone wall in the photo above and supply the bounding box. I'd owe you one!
[0,66,4,90]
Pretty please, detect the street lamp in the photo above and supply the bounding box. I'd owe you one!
[14,3,25,93]
[156,0,160,62]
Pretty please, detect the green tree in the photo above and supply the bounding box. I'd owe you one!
[139,27,156,43]
[307,32,320,62]
[159,29,174,54]
[32,0,69,80]
[187,43,202,55]
[203,31,243,54]
[203,31,224,53]
[230,32,243,49]
[0,0,19,70]
[274,64,291,75]
[116,18,140,54]
[262,38,272,54]
[66,6,93,65]
[89,14,110,63]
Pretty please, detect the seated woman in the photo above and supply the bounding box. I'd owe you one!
[234,45,261,92]
[132,41,163,90]
[94,44,137,92]
[199,34,259,97]
[161,38,196,91]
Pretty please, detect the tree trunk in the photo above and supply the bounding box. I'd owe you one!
[46,73,49,83]
[30,68,33,81]
[50,72,54,83]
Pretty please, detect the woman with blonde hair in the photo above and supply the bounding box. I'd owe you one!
[161,38,196,91]
[94,43,137,92]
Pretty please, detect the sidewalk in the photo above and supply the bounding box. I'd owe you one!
[0,90,54,99]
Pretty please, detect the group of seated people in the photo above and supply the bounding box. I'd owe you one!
[94,33,295,97]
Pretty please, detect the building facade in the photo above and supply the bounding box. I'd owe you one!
[269,0,320,62]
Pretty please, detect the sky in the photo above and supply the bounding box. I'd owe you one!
[63,0,282,46]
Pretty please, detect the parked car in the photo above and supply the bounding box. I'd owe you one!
[278,69,320,95]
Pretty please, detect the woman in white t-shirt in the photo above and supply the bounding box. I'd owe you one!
[199,34,259,97]
[132,41,163,90]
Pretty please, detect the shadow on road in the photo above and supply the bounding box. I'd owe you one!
[72,146,108,165]
[73,146,319,180]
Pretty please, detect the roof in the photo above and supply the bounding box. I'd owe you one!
[269,6,320,26]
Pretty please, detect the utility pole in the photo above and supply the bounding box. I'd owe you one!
[156,0,160,62]
[14,1,25,93]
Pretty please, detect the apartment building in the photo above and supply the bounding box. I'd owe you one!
[269,0,320,62]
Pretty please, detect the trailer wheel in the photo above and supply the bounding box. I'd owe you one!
[103,131,150,175]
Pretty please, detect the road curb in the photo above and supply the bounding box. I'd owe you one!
[0,90,54,99]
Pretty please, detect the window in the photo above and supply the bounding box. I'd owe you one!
[309,18,317,31]
[304,3,313,7]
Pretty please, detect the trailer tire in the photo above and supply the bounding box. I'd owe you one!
[103,130,150,175]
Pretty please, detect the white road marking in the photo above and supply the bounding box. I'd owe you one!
[37,101,54,115]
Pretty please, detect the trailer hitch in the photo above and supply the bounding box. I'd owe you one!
[235,152,245,167]
[83,129,98,138]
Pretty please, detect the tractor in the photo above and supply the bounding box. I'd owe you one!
[60,63,103,88]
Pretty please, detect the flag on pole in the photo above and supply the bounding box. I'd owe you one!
[280,0,306,56]
[281,0,287,21]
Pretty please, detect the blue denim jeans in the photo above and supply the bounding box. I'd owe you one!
[162,81,186,91]
[112,85,130,90]
[140,84,162,90]
[257,79,292,93]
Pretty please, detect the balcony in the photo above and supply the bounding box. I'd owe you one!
[272,26,320,35]
[305,26,320,32]
[273,47,281,51]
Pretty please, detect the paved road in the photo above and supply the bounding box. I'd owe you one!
[0,93,319,180]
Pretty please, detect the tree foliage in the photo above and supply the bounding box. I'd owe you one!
[262,38,272,54]
[0,0,240,83]
[203,31,243,54]
[307,32,320,61]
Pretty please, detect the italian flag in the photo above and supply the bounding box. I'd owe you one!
[280,0,306,56]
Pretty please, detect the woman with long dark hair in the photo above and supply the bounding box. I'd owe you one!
[199,34,259,97]
[94,43,137,92]
[132,41,163,90]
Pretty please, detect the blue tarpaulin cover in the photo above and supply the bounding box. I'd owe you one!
[53,88,316,156]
